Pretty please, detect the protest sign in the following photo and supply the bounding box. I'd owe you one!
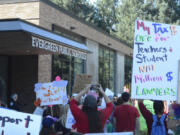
[34,80,68,106]
[65,108,76,129]
[85,132,133,135]
[0,108,42,135]
[73,74,92,93]
[131,20,180,101]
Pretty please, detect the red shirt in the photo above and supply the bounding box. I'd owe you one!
[113,104,140,132]
[70,99,113,134]
[138,102,168,135]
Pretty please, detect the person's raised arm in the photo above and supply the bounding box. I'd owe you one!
[74,84,91,102]
[138,99,152,120]
[99,85,111,104]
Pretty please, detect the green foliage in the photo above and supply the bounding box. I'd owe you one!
[51,0,118,33]
[112,0,144,46]
[94,0,119,33]
[51,0,180,47]
[113,0,180,47]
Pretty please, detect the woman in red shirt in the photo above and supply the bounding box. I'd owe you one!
[70,85,113,134]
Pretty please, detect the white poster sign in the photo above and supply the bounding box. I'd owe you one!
[132,20,180,101]
[98,88,114,109]
[34,80,68,106]
[0,108,42,135]
[85,132,133,135]
[65,108,76,129]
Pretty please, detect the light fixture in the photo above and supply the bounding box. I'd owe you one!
[70,26,75,30]
[26,50,30,53]
[108,43,112,46]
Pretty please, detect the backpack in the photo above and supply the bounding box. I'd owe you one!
[151,114,166,135]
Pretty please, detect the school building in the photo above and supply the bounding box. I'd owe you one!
[0,0,133,112]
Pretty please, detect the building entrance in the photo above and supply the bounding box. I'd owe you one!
[0,56,8,106]
[0,55,38,112]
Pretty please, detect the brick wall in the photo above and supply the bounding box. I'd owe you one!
[39,1,132,56]
[0,2,40,25]
[0,0,132,55]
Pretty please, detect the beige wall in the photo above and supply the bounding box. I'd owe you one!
[0,2,53,83]
[38,55,52,82]
[0,1,132,56]
[86,39,99,83]
[0,0,132,92]
[116,52,125,94]
[0,2,40,25]
[39,1,132,56]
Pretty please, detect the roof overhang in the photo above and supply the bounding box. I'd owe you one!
[0,19,90,60]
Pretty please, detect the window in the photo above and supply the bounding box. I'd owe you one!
[99,46,116,91]
[52,24,85,44]
[52,24,86,95]
[52,55,85,95]
[125,56,132,85]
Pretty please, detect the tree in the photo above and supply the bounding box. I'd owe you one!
[51,0,95,21]
[51,0,118,33]
[112,0,144,46]
[113,0,180,47]
[94,0,119,33]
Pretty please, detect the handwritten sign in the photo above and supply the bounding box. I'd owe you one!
[131,20,180,101]
[0,108,42,135]
[85,132,133,135]
[73,74,92,93]
[34,81,68,106]
[65,108,76,129]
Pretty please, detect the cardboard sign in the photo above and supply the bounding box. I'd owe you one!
[131,20,179,101]
[85,132,133,135]
[0,108,42,135]
[34,80,68,106]
[73,74,92,93]
[65,108,76,129]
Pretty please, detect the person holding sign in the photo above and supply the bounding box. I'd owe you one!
[70,84,113,134]
[138,100,168,135]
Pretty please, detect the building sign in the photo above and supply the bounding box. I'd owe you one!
[131,20,180,101]
[32,36,87,60]
[0,108,42,135]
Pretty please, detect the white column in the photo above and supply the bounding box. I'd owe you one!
[38,54,52,82]
[86,39,99,83]
[116,52,125,94]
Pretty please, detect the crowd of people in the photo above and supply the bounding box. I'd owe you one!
[1,84,180,135]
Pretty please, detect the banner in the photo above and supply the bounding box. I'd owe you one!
[73,74,92,93]
[85,132,133,135]
[34,80,68,106]
[131,20,179,101]
[0,108,42,135]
